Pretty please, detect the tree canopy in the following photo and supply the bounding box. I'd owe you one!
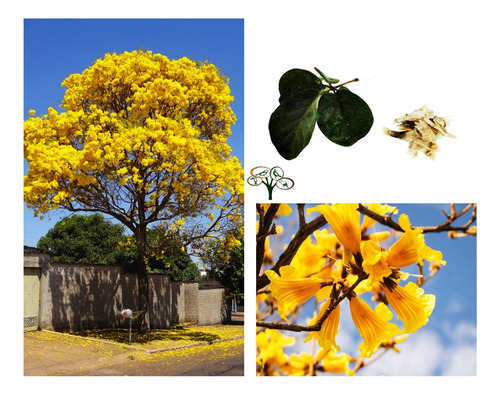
[24,50,243,332]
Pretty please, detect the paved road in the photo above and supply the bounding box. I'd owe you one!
[69,344,245,376]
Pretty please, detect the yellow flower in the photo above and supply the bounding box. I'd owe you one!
[260,203,292,216]
[287,349,354,376]
[257,329,294,375]
[308,204,361,254]
[320,350,355,376]
[286,352,314,376]
[304,301,340,351]
[265,266,330,322]
[360,240,393,286]
[347,276,382,295]
[263,237,273,263]
[291,236,330,278]
[290,229,342,286]
[387,214,446,268]
[116,167,128,176]
[349,296,400,358]
[311,229,343,280]
[386,214,422,267]
[313,228,339,250]
[383,281,435,333]
[366,231,391,243]
[416,241,446,266]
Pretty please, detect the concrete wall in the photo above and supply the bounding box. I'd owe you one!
[198,288,230,325]
[23,247,228,332]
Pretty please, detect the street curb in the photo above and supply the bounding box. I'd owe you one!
[142,336,244,354]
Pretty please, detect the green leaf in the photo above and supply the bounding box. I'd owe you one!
[269,69,326,160]
[278,69,325,103]
[269,90,322,160]
[317,87,373,147]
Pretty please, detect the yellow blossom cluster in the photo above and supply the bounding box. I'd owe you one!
[258,204,445,374]
[256,328,355,376]
[24,50,243,239]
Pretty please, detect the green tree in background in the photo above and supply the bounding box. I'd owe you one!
[133,228,200,282]
[37,213,131,266]
[201,227,244,304]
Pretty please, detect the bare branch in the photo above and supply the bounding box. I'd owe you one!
[358,203,477,234]
[256,204,281,277]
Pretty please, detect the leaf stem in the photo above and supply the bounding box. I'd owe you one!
[334,78,359,88]
[314,67,359,91]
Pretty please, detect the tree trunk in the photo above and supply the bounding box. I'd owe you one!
[136,226,150,333]
[266,183,274,200]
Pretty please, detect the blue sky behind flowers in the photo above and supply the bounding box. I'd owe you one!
[23,18,244,247]
[262,203,477,376]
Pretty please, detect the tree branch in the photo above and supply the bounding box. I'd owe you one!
[357,203,477,234]
[256,204,281,277]
[256,274,366,332]
[256,206,326,291]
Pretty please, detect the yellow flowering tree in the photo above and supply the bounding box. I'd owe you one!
[24,50,244,333]
[256,203,476,375]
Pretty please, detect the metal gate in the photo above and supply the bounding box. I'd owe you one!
[24,267,41,331]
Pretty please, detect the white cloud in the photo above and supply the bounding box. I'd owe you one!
[359,329,444,376]
[445,299,464,314]
[441,344,477,375]
[448,321,477,343]
[356,322,476,376]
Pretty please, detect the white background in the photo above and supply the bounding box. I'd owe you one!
[4,0,498,392]
[244,0,496,204]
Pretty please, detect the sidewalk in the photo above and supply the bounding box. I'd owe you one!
[24,319,244,376]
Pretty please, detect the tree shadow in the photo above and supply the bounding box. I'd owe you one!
[45,263,180,332]
[71,326,221,345]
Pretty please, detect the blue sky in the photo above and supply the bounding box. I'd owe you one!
[23,18,244,247]
[260,203,477,376]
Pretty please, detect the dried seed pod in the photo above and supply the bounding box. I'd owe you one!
[384,106,454,159]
